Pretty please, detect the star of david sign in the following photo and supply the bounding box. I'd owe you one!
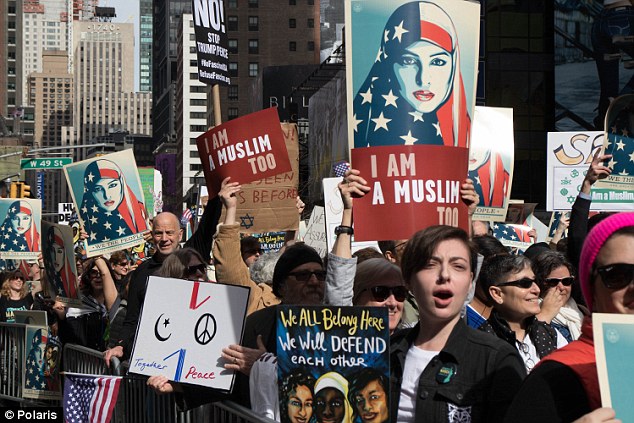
[240,214,255,229]
[194,313,217,345]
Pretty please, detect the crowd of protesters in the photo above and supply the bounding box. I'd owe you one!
[0,149,631,423]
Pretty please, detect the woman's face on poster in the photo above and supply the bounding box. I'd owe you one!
[11,212,32,235]
[92,177,123,212]
[287,384,313,423]
[52,243,65,272]
[393,40,453,114]
[469,146,491,171]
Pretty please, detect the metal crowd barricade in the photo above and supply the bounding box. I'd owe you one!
[62,343,277,423]
[0,322,27,402]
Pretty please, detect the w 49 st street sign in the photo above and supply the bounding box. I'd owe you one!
[20,157,72,170]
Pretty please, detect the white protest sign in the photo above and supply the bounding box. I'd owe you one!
[129,276,250,391]
[546,131,630,211]
[323,177,379,254]
[57,203,76,225]
[303,206,327,257]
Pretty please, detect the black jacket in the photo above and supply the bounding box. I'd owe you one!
[390,319,526,423]
[118,196,222,358]
[479,310,558,360]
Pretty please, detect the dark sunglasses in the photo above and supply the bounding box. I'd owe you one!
[288,270,327,282]
[497,277,536,289]
[186,264,207,275]
[596,263,634,290]
[117,261,130,266]
[368,285,408,302]
[542,277,575,288]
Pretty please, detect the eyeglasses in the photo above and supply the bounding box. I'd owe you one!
[288,270,327,282]
[368,285,408,302]
[116,261,129,267]
[497,277,536,289]
[186,264,207,275]
[87,269,101,278]
[542,276,575,288]
[595,263,634,290]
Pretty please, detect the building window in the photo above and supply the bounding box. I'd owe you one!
[307,18,314,28]
[248,39,259,54]
[229,62,238,77]
[190,59,197,67]
[228,85,239,100]
[308,0,314,4]
[228,108,239,120]
[228,0,237,8]
[228,16,238,31]
[228,39,238,54]
[248,0,258,7]
[190,99,206,106]
[248,16,258,31]
[190,72,199,79]
[289,41,296,51]
[289,0,296,4]
[289,18,296,28]
[308,41,315,51]
[248,62,258,77]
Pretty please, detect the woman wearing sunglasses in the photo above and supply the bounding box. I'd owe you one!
[504,213,634,423]
[532,251,587,342]
[353,258,407,335]
[478,254,567,373]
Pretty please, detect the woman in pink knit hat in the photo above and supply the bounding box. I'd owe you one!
[504,212,634,423]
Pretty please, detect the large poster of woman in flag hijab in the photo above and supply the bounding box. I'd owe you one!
[41,221,80,307]
[63,149,150,257]
[347,0,480,149]
[0,198,41,260]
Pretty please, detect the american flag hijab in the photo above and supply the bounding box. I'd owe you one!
[80,159,149,243]
[0,200,40,253]
[44,225,78,299]
[353,1,470,148]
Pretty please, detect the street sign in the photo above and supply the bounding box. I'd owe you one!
[20,157,72,170]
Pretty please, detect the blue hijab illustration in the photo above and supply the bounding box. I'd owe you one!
[80,159,149,243]
[0,200,40,253]
[353,1,471,148]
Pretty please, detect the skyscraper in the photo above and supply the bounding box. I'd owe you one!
[139,0,153,92]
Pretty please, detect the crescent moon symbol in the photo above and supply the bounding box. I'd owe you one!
[154,313,172,342]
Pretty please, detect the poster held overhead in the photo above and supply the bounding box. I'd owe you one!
[0,198,41,260]
[41,221,81,307]
[196,107,293,199]
[469,106,514,222]
[63,149,151,257]
[191,0,231,86]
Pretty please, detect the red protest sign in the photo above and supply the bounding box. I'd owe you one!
[196,107,292,198]
[351,145,469,241]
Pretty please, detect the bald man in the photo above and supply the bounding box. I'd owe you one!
[104,198,222,363]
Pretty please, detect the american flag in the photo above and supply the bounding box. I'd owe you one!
[332,161,350,177]
[606,119,634,177]
[63,373,122,423]
[180,208,193,226]
[492,222,534,252]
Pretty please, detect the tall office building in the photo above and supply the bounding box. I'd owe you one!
[207,0,321,123]
[21,0,70,106]
[152,0,191,149]
[2,0,23,137]
[139,0,153,92]
[175,14,208,206]
[28,50,73,211]
[71,21,152,154]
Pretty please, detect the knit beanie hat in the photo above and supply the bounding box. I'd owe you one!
[579,212,634,312]
[272,243,323,298]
